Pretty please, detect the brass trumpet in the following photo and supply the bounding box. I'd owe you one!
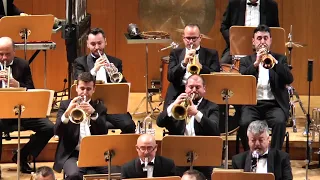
[187,45,200,74]
[259,45,275,69]
[98,50,123,83]
[69,96,88,124]
[171,93,196,121]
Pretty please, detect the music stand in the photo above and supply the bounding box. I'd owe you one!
[0,90,53,180]
[201,74,256,169]
[71,83,130,114]
[161,136,223,169]
[125,34,171,116]
[123,177,181,180]
[0,15,55,88]
[212,170,274,180]
[78,134,140,180]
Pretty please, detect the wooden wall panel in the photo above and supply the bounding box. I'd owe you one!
[9,0,320,95]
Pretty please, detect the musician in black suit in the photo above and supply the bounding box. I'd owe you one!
[0,0,28,18]
[53,72,108,180]
[232,121,292,180]
[121,134,175,179]
[220,0,280,64]
[74,28,135,134]
[157,74,219,180]
[239,25,293,151]
[181,170,206,180]
[164,23,220,110]
[0,37,54,174]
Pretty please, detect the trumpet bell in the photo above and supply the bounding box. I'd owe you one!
[172,104,187,120]
[110,72,123,83]
[188,64,200,75]
[70,108,87,124]
[262,54,275,69]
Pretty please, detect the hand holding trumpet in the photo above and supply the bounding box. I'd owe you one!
[65,96,95,118]
[0,68,19,87]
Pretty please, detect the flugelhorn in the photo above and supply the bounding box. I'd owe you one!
[187,45,200,74]
[69,96,88,124]
[97,50,123,83]
[259,45,275,69]
[171,93,196,121]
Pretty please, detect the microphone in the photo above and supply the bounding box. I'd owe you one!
[251,150,259,172]
[307,59,313,82]
[158,42,179,52]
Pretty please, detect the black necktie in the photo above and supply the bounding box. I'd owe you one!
[247,2,258,6]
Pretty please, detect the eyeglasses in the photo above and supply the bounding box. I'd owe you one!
[136,146,156,152]
[183,36,201,41]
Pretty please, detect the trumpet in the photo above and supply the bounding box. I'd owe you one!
[259,45,275,69]
[1,61,11,88]
[171,93,196,121]
[187,45,200,74]
[97,50,123,83]
[69,96,89,124]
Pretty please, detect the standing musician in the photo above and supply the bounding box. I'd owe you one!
[232,121,293,180]
[157,74,219,180]
[239,25,293,151]
[53,72,108,180]
[164,23,220,110]
[0,37,54,174]
[121,134,176,179]
[74,27,135,134]
[220,0,280,64]
[0,0,28,18]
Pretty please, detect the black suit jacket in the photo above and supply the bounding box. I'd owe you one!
[0,0,22,18]
[220,0,279,47]
[157,98,220,136]
[6,57,34,89]
[73,54,127,82]
[239,53,293,118]
[165,47,220,108]
[121,156,176,179]
[232,148,293,180]
[53,99,108,173]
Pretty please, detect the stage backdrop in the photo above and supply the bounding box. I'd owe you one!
[13,0,320,95]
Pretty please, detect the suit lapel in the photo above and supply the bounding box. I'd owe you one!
[198,47,206,65]
[267,149,275,173]
[244,151,252,172]
[259,0,267,24]
[239,0,247,25]
[179,48,186,64]
[86,55,94,71]
[152,156,159,177]
[135,158,147,177]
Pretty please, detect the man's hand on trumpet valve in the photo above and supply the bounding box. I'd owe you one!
[93,56,106,73]
[173,93,189,105]
[78,101,95,115]
[182,49,196,67]
[64,97,83,118]
[8,78,19,87]
[0,70,7,81]
[186,100,198,117]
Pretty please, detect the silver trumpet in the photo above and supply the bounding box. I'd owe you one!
[98,50,123,83]
[311,108,320,155]
[1,61,11,88]
[135,114,155,135]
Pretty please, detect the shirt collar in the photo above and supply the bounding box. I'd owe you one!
[247,0,259,5]
[185,46,200,52]
[140,157,155,165]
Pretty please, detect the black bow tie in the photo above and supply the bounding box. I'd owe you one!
[247,2,258,6]
[142,162,154,166]
[259,154,268,159]
[195,50,199,55]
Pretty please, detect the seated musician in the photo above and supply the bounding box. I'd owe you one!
[32,166,56,180]
[232,120,293,180]
[73,27,135,134]
[0,0,28,18]
[157,74,219,180]
[0,37,54,174]
[164,23,220,110]
[181,170,206,180]
[53,72,108,180]
[239,24,293,151]
[121,134,175,179]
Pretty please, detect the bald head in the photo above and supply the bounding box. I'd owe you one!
[0,37,15,64]
[137,134,156,146]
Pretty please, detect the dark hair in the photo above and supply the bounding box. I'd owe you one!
[87,27,106,39]
[35,166,55,180]
[77,72,96,86]
[253,24,272,37]
[183,170,206,180]
[185,23,201,31]
[186,74,206,86]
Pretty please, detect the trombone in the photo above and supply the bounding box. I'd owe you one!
[171,93,196,123]
[97,50,123,83]
[187,45,200,74]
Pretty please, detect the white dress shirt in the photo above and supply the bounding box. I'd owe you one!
[181,46,200,85]
[256,63,275,100]
[167,98,204,136]
[89,54,108,83]
[140,157,155,178]
[61,99,99,150]
[256,150,268,173]
[245,0,260,27]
